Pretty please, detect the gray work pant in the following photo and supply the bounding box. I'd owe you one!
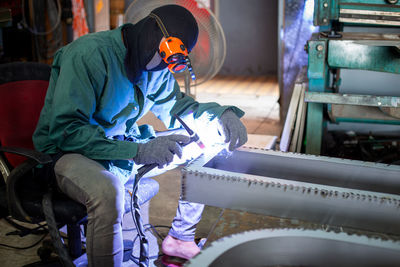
[54,153,203,267]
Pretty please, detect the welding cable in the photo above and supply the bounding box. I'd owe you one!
[129,163,179,266]
[129,135,196,266]
[4,216,48,237]
[128,224,171,265]
[130,167,152,267]
[145,224,170,241]
[0,233,48,250]
[128,222,211,265]
[21,0,62,36]
[122,224,171,241]
[41,0,63,59]
[127,166,164,266]
[122,224,172,264]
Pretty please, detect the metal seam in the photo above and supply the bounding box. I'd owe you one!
[182,169,400,207]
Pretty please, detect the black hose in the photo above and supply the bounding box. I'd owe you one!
[130,126,196,266]
[130,164,158,267]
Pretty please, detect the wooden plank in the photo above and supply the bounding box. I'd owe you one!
[296,94,308,153]
[280,83,303,152]
[289,85,305,152]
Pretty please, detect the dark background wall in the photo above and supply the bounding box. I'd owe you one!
[218,0,278,76]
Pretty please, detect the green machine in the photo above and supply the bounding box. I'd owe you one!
[304,0,400,155]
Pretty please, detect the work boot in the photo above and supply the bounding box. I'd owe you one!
[161,234,200,260]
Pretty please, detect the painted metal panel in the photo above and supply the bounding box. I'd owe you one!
[314,0,400,26]
[328,40,400,74]
[305,92,400,107]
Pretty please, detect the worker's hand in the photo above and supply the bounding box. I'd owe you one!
[218,110,248,151]
[133,135,191,168]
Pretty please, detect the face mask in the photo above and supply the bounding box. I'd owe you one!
[145,51,168,71]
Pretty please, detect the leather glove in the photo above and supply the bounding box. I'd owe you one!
[133,135,191,168]
[218,110,248,151]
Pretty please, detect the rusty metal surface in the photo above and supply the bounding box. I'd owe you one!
[197,206,324,245]
[182,147,400,235]
[381,107,400,119]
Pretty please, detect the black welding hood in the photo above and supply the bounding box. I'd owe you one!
[122,4,199,84]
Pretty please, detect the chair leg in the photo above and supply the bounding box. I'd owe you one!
[42,193,74,267]
[67,224,82,258]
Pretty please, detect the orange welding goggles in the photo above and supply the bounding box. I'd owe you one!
[149,13,196,80]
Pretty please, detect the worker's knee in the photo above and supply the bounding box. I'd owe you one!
[137,178,159,205]
[90,175,125,221]
[54,153,125,223]
[77,169,125,227]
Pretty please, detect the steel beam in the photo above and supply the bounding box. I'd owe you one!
[182,147,400,235]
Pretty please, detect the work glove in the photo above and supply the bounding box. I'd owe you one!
[133,135,191,168]
[218,110,248,151]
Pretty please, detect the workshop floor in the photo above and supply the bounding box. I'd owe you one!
[0,75,283,266]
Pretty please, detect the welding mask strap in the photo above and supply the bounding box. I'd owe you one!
[149,13,170,38]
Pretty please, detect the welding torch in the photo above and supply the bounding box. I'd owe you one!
[173,113,205,149]
[135,114,204,179]
[130,115,204,196]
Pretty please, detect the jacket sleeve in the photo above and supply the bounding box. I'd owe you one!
[47,48,138,160]
[150,72,244,129]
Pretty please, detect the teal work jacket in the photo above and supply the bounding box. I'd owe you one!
[33,26,243,175]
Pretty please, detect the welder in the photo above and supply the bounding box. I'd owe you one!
[33,4,247,267]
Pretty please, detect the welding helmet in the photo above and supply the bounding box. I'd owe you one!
[149,12,196,80]
[122,5,198,84]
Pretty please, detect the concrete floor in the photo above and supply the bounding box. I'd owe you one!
[0,75,282,266]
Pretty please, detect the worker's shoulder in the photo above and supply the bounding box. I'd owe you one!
[61,29,120,60]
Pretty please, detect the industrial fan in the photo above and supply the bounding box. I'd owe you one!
[124,0,226,94]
